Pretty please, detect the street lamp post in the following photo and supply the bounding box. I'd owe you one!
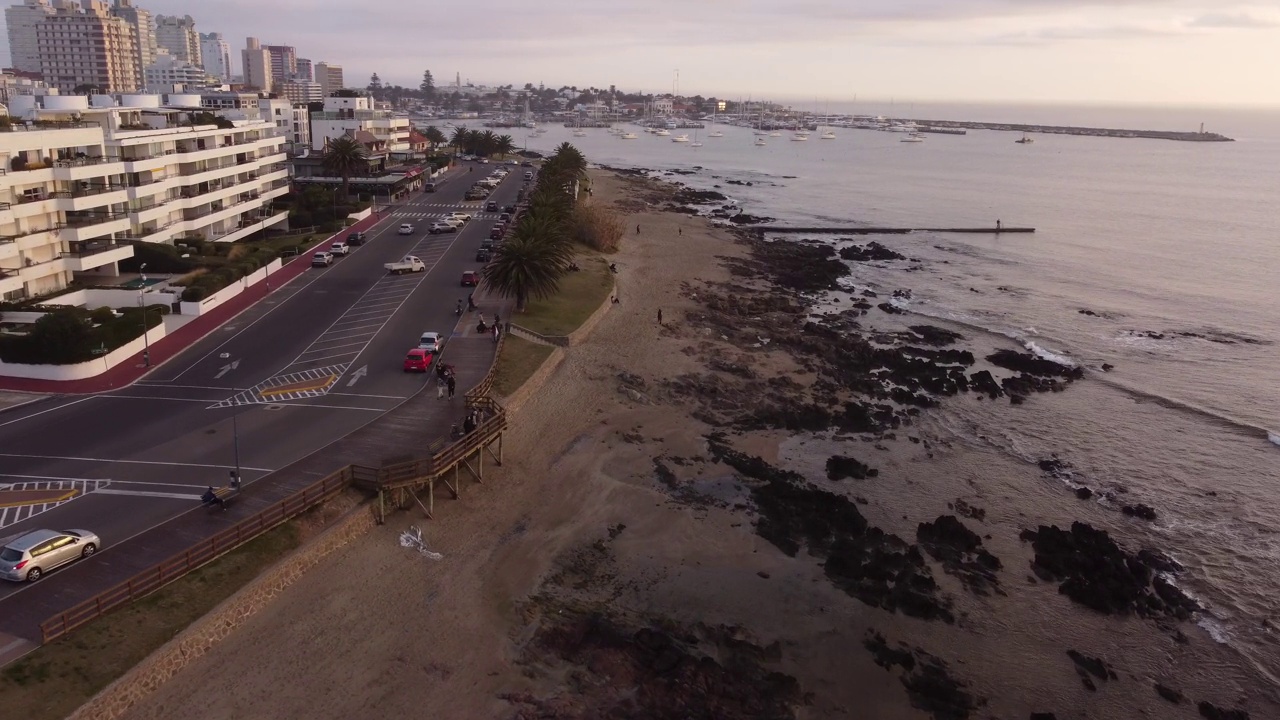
[230,407,242,488]
[139,263,151,367]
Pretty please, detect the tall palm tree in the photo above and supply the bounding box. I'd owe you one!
[424,125,447,151]
[482,236,570,312]
[450,124,469,156]
[551,142,587,175]
[478,130,499,157]
[321,135,368,201]
[495,134,516,158]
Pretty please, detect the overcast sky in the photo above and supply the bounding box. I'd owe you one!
[6,0,1280,106]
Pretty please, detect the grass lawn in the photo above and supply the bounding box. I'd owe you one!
[493,335,557,397]
[515,249,613,337]
[0,523,301,720]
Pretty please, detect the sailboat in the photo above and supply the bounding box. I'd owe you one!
[672,133,689,143]
[821,128,836,139]
[1016,133,1034,144]
[754,136,767,146]
[690,126,703,147]
[791,132,808,141]
[708,106,723,137]
[572,117,586,137]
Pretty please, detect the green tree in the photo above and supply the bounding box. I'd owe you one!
[29,310,93,364]
[482,216,574,312]
[321,135,369,201]
[477,130,499,156]
[367,73,383,97]
[450,125,469,155]
[421,70,435,98]
[424,125,447,150]
[494,134,516,158]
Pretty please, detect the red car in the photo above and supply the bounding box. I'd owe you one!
[403,348,433,372]
[461,271,479,287]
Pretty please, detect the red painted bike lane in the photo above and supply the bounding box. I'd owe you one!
[0,213,386,395]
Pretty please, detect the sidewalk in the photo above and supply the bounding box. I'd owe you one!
[0,214,384,395]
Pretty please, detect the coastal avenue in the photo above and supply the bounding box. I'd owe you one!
[0,161,520,604]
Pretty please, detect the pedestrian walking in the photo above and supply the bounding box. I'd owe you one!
[678,227,682,236]
[492,324,500,343]
[636,224,641,235]
[447,375,456,399]
[657,308,663,325]
[436,377,445,400]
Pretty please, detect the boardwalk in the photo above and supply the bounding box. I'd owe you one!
[0,293,514,646]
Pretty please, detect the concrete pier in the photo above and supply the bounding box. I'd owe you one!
[758,226,1034,236]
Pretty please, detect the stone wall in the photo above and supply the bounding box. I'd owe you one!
[67,505,379,720]
[500,347,565,417]
[566,278,616,347]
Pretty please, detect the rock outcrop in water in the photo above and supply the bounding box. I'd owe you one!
[1019,522,1199,619]
[839,241,906,262]
[864,631,982,719]
[916,516,1003,595]
[825,455,877,480]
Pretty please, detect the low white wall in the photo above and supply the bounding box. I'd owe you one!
[177,258,282,317]
[2,311,47,324]
[37,288,180,311]
[0,324,167,381]
[346,208,372,224]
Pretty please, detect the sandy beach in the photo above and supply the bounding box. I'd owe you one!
[113,169,1268,720]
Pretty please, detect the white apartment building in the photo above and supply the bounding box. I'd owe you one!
[294,58,313,83]
[314,61,342,97]
[0,70,52,104]
[0,92,289,300]
[310,95,409,153]
[153,14,200,66]
[35,0,140,94]
[240,37,271,92]
[143,52,208,92]
[198,32,232,82]
[288,105,310,155]
[4,0,59,75]
[199,90,263,110]
[280,80,321,104]
[109,0,157,77]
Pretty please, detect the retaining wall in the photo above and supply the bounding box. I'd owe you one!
[66,504,378,720]
[500,346,565,417]
[0,323,167,380]
[177,258,283,317]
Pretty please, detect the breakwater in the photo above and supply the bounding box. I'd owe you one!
[903,119,1234,142]
[759,226,1034,236]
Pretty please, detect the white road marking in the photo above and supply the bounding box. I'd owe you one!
[0,453,273,472]
[271,402,386,411]
[94,489,204,500]
[0,474,103,482]
[0,396,96,429]
[327,392,407,400]
[298,339,371,354]
[105,396,215,403]
[133,384,251,391]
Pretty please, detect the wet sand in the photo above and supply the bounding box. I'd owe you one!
[115,171,1269,720]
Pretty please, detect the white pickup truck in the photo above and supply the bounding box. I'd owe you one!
[385,256,426,274]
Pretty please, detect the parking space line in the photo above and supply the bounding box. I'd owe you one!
[298,340,368,355]
[280,351,358,367]
[0,453,273,472]
[308,331,380,346]
[0,396,95,429]
[324,321,383,333]
[94,489,205,500]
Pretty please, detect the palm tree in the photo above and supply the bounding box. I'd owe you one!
[551,142,587,176]
[478,130,499,157]
[321,135,368,201]
[450,125,469,156]
[424,125,447,152]
[495,134,516,159]
[482,238,570,312]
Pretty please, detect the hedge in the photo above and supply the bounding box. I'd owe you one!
[0,307,163,365]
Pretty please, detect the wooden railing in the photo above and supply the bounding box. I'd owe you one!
[39,466,364,643]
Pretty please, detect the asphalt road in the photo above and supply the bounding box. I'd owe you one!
[0,159,527,599]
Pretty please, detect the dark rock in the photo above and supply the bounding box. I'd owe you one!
[878,302,903,315]
[1078,309,1100,317]
[757,570,771,579]
[1066,649,1116,684]
[1019,522,1200,619]
[673,188,727,204]
[1155,683,1184,704]
[1197,701,1250,720]
[1074,487,1094,500]
[1122,504,1158,521]
[864,631,979,719]
[969,370,1003,399]
[825,455,877,481]
[909,325,965,347]
[1102,363,1115,371]
[839,241,906,262]
[728,212,772,225]
[953,499,986,521]
[652,457,678,488]
[1029,714,1058,720]
[987,349,1084,380]
[917,515,1003,595]
[709,437,953,623]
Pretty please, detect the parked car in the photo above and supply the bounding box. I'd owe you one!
[0,528,101,582]
[347,231,367,245]
[423,182,437,193]
[502,205,516,214]
[448,212,472,222]
[485,200,499,212]
[476,248,492,262]
[499,212,512,223]
[521,161,534,167]
[429,222,457,234]
[403,347,433,372]
[312,251,334,267]
[524,171,534,180]
[418,331,442,353]
[489,227,505,240]
[479,158,489,164]
[329,241,350,256]
[441,217,465,230]
[480,239,494,251]
[398,223,415,235]
[461,270,480,287]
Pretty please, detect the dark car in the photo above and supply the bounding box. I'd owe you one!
[489,227,504,240]
[475,249,492,262]
[502,205,516,213]
[480,239,494,251]
[347,231,367,246]
[461,270,480,287]
[485,200,499,212]
[520,161,533,167]
[499,212,511,223]
[423,182,437,193]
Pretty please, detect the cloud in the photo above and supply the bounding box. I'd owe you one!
[1186,12,1280,28]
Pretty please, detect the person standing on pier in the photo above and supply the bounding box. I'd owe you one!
[996,219,1002,231]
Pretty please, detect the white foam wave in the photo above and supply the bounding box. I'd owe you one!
[1198,616,1233,645]
[1023,341,1077,368]
[1269,432,1280,448]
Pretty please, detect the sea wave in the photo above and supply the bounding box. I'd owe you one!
[1091,375,1276,445]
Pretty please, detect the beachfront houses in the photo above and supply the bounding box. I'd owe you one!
[0,91,289,301]
[309,94,410,153]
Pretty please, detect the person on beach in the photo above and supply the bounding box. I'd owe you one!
[678,227,682,236]
[447,375,456,399]
[997,219,1002,231]
[636,224,641,235]
[658,309,663,325]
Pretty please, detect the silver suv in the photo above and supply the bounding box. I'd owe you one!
[0,528,102,582]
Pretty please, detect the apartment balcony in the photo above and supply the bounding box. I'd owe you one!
[0,224,59,252]
[0,201,12,225]
[54,184,131,212]
[210,209,289,243]
[63,241,134,272]
[10,194,59,221]
[0,269,22,295]
[52,156,122,182]
[136,221,178,244]
[130,197,177,224]
[0,235,18,262]
[17,254,69,283]
[58,212,132,243]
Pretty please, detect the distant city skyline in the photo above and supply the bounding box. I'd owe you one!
[2,0,1279,106]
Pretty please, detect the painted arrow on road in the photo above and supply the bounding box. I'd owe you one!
[214,360,240,379]
[346,365,368,387]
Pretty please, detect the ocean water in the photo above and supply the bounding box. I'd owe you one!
[522,105,1280,687]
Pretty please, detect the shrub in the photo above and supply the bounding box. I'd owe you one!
[181,286,207,302]
[89,306,115,324]
[570,204,626,253]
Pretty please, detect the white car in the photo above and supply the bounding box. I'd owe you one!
[442,217,465,229]
[0,528,101,582]
[448,212,472,222]
[418,331,442,353]
[329,241,349,256]
[311,251,334,267]
[398,223,414,235]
